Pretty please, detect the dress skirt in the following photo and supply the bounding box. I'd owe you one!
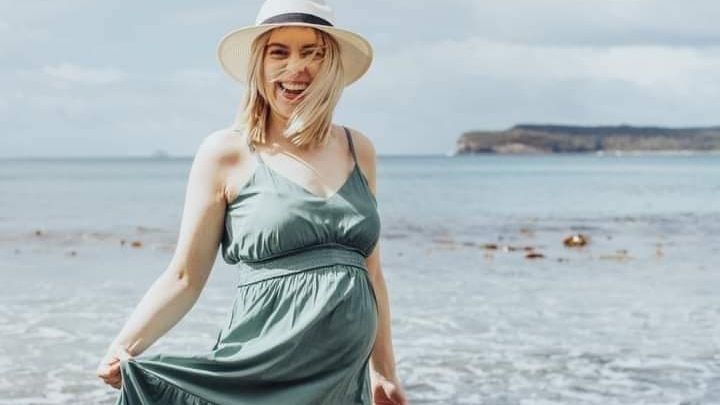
[117,256,379,405]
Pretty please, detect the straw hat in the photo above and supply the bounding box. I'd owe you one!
[217,0,373,87]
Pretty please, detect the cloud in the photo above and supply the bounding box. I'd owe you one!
[170,68,224,87]
[171,5,254,27]
[365,37,720,99]
[40,63,127,85]
[0,21,51,59]
[0,0,94,58]
[467,0,720,47]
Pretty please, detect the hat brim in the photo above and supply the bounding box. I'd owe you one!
[217,23,373,87]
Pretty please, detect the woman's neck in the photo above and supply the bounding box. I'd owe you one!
[266,112,289,144]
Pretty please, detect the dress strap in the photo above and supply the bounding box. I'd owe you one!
[343,126,358,165]
[243,135,264,168]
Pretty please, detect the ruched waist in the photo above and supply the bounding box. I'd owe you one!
[236,244,369,287]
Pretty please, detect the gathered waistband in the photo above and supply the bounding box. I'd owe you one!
[236,245,368,287]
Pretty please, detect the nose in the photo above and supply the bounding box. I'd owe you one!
[284,51,314,76]
[286,56,308,75]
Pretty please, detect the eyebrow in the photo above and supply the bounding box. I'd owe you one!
[266,43,324,49]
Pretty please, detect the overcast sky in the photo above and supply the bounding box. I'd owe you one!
[2,0,720,157]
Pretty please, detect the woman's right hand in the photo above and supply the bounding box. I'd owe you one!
[96,343,133,390]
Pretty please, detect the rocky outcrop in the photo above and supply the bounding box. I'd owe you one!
[456,124,720,154]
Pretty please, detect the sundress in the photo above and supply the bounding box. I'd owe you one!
[117,127,381,404]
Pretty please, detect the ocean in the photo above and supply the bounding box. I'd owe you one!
[1,154,719,404]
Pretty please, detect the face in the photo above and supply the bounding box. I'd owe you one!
[262,27,326,119]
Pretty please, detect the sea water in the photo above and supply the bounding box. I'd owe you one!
[1,154,719,404]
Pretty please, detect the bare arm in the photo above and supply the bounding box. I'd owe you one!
[355,134,398,378]
[349,128,406,405]
[366,246,397,377]
[108,132,231,356]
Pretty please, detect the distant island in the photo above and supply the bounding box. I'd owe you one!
[151,149,171,159]
[455,124,720,154]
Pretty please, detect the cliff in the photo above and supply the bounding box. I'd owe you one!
[456,124,720,154]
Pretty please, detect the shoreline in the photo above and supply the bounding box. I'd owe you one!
[452,149,720,157]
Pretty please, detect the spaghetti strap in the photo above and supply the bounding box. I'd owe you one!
[240,131,262,166]
[250,145,264,168]
[343,126,358,165]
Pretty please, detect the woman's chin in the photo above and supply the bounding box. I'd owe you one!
[272,97,304,117]
[270,103,295,120]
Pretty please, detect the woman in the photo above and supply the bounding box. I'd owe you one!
[96,0,408,404]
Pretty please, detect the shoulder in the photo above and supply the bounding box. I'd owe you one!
[188,128,249,198]
[341,126,376,163]
[194,127,247,169]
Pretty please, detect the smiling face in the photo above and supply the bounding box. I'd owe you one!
[240,26,344,149]
[262,27,327,120]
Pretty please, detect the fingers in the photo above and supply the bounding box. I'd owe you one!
[389,386,408,405]
[107,374,123,390]
[389,388,407,404]
[96,359,120,378]
[373,383,408,405]
[99,372,122,390]
[97,357,125,390]
[97,343,136,390]
[99,367,123,390]
[98,371,119,382]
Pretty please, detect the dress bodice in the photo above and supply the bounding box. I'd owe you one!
[221,128,381,265]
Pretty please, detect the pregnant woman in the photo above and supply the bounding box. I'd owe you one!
[95,0,407,404]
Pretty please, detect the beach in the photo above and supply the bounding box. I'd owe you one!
[1,154,719,404]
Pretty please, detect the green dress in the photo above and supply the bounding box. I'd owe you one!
[117,127,381,405]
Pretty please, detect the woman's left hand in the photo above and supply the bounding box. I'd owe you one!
[96,343,134,389]
[370,370,408,405]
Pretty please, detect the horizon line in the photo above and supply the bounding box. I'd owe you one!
[0,153,451,160]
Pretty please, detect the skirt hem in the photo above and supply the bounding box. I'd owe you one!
[118,359,219,405]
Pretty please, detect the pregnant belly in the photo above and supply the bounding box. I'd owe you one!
[211,265,378,379]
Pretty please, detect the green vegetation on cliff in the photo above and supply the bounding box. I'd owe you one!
[456,124,720,154]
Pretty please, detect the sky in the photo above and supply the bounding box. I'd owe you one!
[1,0,720,157]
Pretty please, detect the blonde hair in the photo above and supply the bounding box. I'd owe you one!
[235,27,345,150]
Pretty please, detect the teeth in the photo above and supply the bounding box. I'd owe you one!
[281,82,309,91]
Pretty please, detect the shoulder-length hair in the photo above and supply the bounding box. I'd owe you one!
[235,27,344,150]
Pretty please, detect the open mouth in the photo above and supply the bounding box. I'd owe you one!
[276,81,309,101]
